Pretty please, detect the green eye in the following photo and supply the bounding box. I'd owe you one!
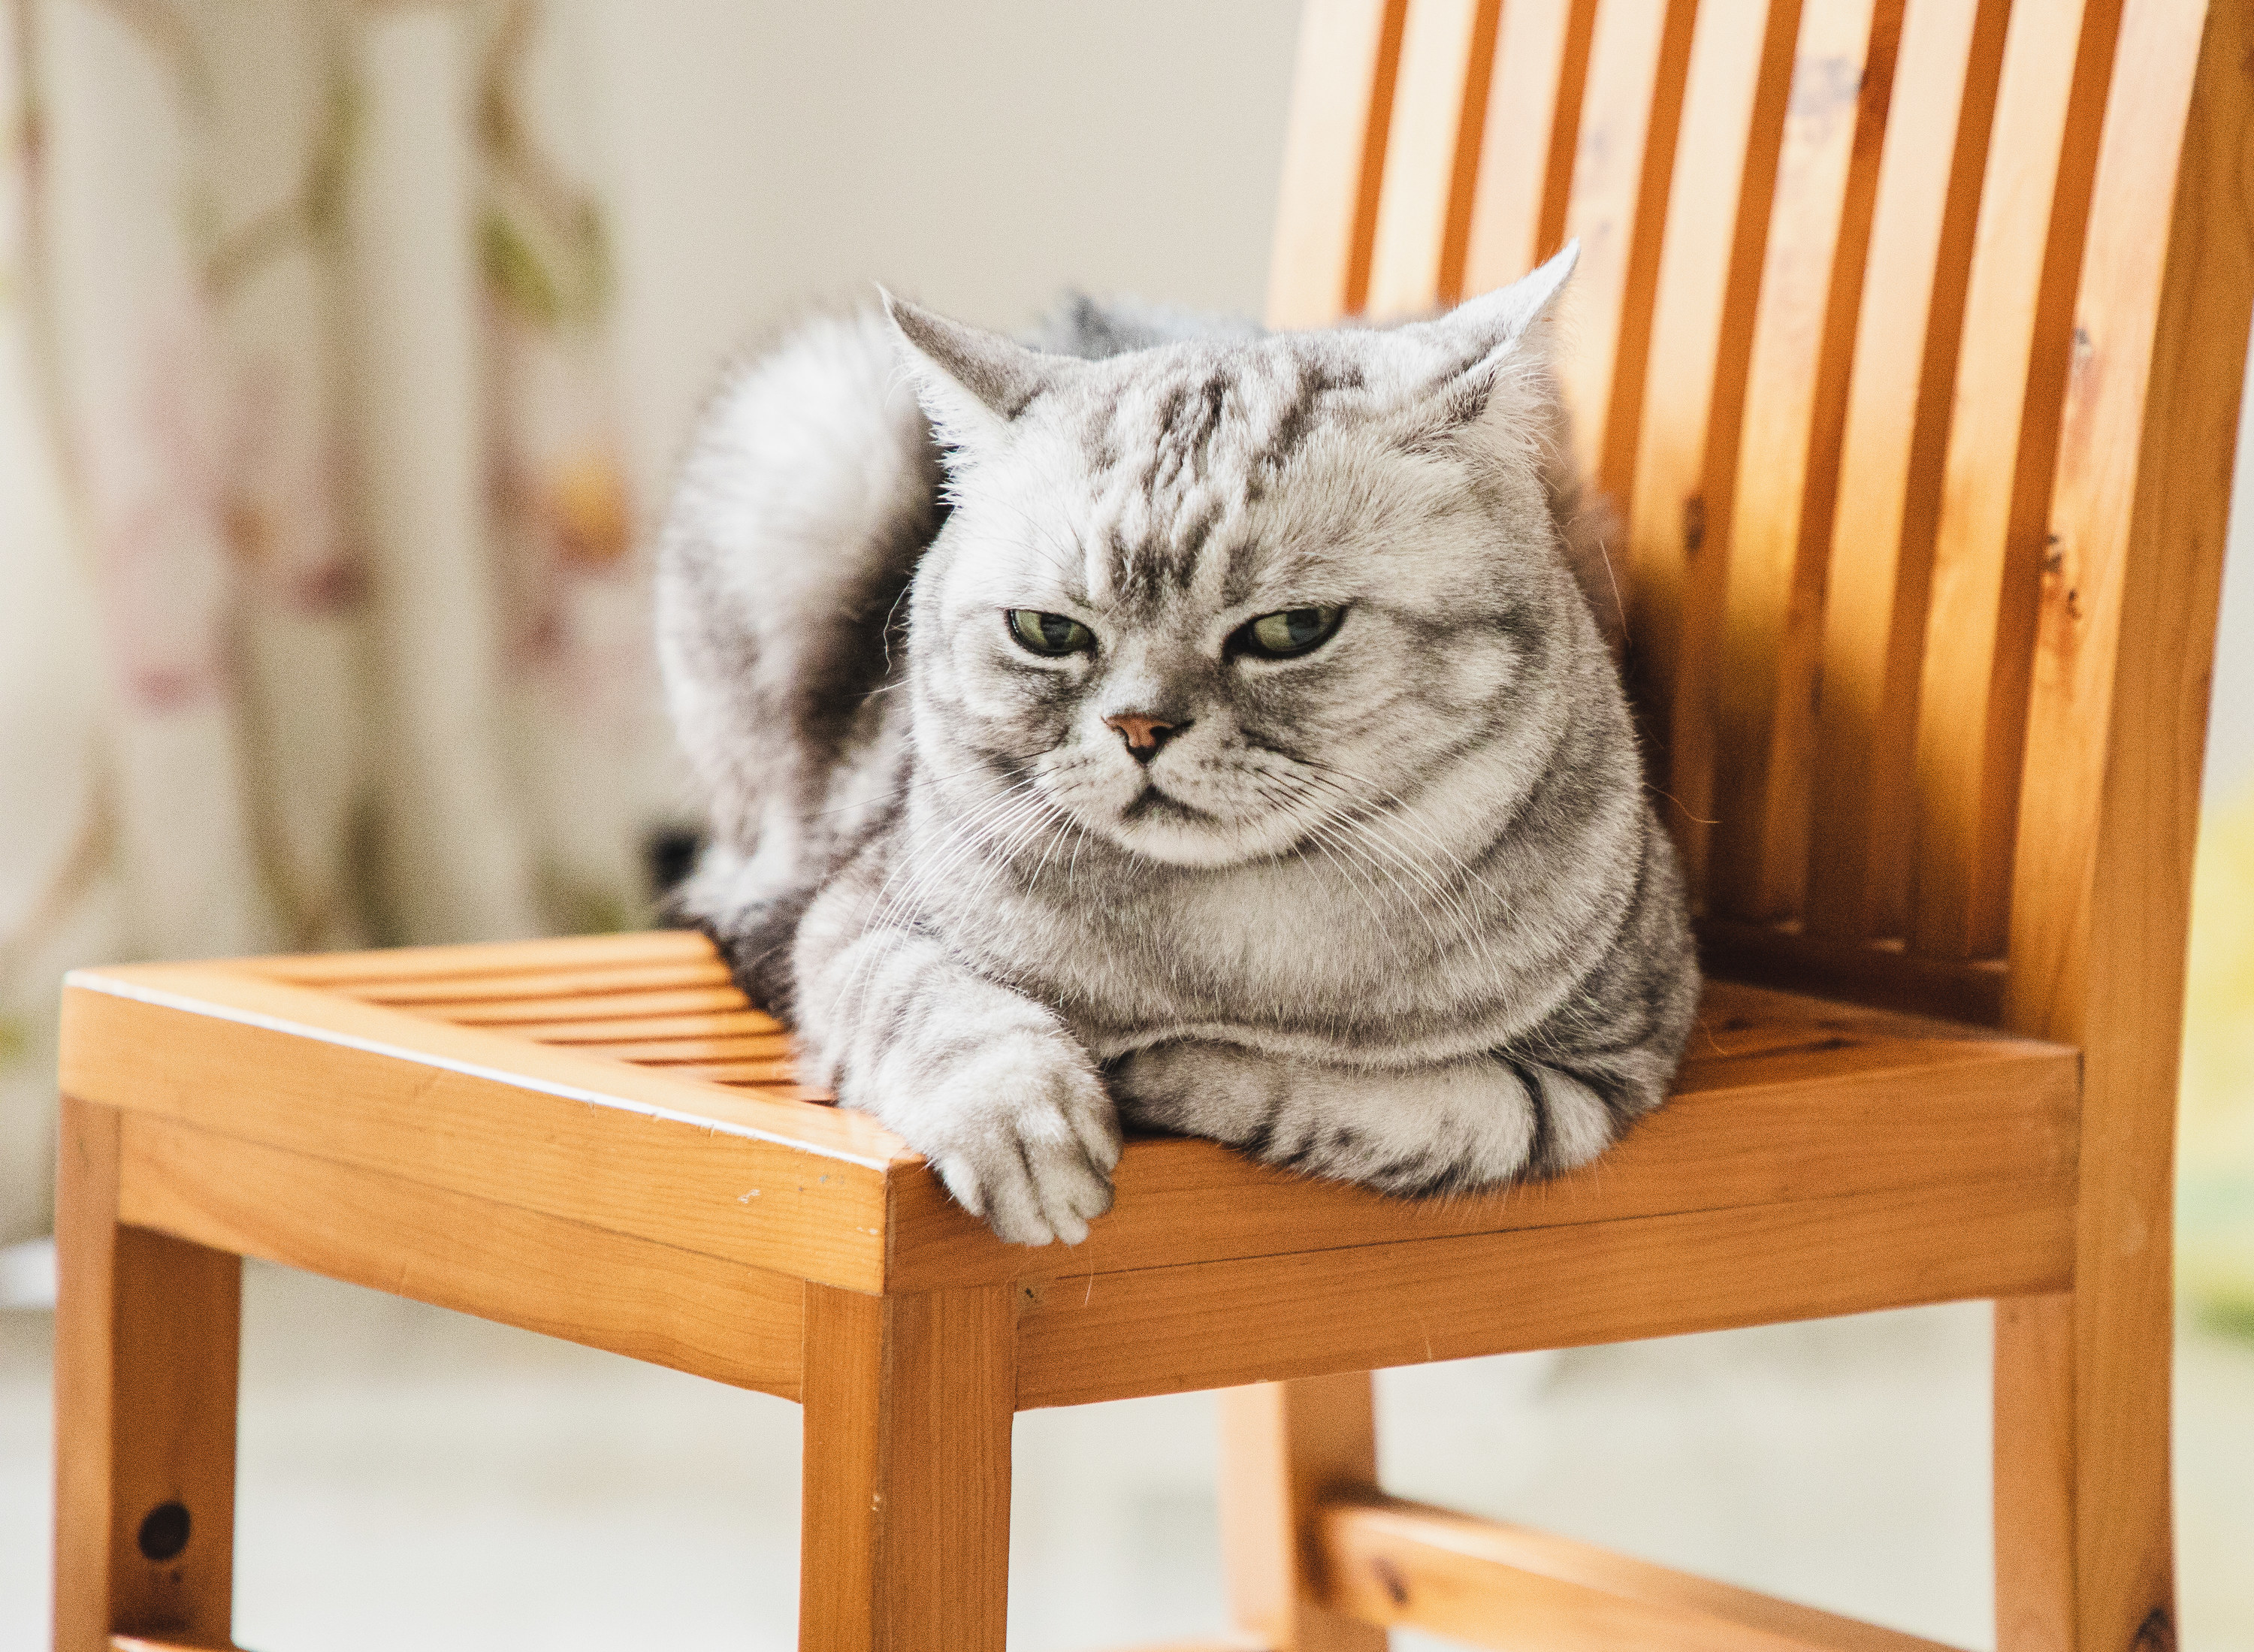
[1237,605,1346,659]
[1008,609,1095,656]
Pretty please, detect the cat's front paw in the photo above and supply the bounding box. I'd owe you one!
[891,1032,1122,1246]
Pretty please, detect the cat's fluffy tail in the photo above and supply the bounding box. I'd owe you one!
[655,308,940,1012]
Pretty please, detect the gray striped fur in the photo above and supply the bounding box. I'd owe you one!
[657,249,1697,1244]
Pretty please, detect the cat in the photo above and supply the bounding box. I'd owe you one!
[656,247,1699,1245]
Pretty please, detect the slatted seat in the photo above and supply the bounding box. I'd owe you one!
[51,0,2252,1645]
[59,932,2072,1648]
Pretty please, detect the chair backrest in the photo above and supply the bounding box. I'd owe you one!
[1266,0,2252,1049]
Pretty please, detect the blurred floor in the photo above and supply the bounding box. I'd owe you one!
[2,1261,2249,1651]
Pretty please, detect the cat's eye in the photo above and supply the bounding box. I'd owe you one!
[1008,609,1095,656]
[1234,605,1346,659]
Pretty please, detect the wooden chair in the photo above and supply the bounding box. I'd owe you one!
[53,0,2249,1644]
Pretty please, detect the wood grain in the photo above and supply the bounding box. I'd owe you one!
[427,986,754,1024]
[1315,1495,1965,1650]
[1697,917,2008,1024]
[1217,1376,1386,1652]
[1015,1176,2074,1408]
[60,967,901,1291]
[885,978,2076,1290]
[243,929,717,984]
[1268,0,1412,325]
[1366,0,1502,313]
[1802,0,2011,943]
[1619,0,1805,893]
[117,1113,805,1399]
[55,1098,240,1652]
[1462,0,1600,288]
[800,1284,1015,1651]
[1553,0,1701,499]
[1998,0,2254,1644]
[347,957,735,1004]
[492,1007,781,1043]
[1708,0,1902,921]
[1907,0,2123,961]
[1993,1293,2075,1652]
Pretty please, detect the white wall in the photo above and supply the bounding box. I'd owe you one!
[591,0,1304,514]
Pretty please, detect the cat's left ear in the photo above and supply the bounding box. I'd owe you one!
[883,291,1081,466]
[1394,240,1578,424]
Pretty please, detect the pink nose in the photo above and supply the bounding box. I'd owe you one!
[1104,713,1185,760]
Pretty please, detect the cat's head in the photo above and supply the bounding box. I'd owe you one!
[890,249,1601,871]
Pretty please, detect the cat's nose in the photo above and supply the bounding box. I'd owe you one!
[1104,712,1188,761]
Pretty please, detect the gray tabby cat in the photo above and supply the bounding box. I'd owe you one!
[657,247,1698,1246]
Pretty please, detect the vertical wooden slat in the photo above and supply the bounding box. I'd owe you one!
[1367,0,1506,314]
[1708,0,1906,920]
[1552,0,1703,499]
[2001,0,2253,1646]
[1802,0,2011,943]
[1217,1376,1386,1652]
[1906,0,2126,960]
[1269,0,1415,326]
[53,1097,241,1652]
[1618,0,1808,895]
[1461,0,1603,290]
[798,1283,1017,1652]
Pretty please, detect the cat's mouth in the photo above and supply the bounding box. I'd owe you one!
[1119,784,1218,825]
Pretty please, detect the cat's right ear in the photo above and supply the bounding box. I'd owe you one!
[882,291,1076,465]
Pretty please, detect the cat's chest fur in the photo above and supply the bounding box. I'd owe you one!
[908,795,1575,1066]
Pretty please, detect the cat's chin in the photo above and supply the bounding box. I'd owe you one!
[1097,811,1305,870]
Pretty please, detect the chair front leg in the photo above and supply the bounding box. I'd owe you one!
[54,1095,243,1652]
[799,1282,1016,1651]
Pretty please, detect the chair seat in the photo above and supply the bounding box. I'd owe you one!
[59,932,2076,1407]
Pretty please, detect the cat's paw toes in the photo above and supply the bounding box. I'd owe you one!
[926,1037,1120,1246]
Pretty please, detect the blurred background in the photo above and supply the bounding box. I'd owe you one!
[1,0,2249,1647]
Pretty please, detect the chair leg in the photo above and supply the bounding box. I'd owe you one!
[53,1096,243,1652]
[1216,1375,1385,1652]
[798,1282,1015,1651]
[1994,1290,2175,1652]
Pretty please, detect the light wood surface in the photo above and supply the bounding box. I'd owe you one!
[1365,0,1498,313]
[1267,0,1409,326]
[1552,0,1700,500]
[55,1098,240,1652]
[1618,0,1803,893]
[1906,0,2120,965]
[64,949,2077,1299]
[117,1112,805,1399]
[1993,1293,2076,1652]
[1216,1376,1386,1652]
[1316,1494,1965,1650]
[1803,0,2008,942]
[1016,1175,2071,1409]
[1709,0,1898,920]
[1461,0,1595,289]
[1995,0,2254,1644]
[888,981,2077,1289]
[59,964,902,1292]
[244,926,718,983]
[799,1284,1015,1651]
